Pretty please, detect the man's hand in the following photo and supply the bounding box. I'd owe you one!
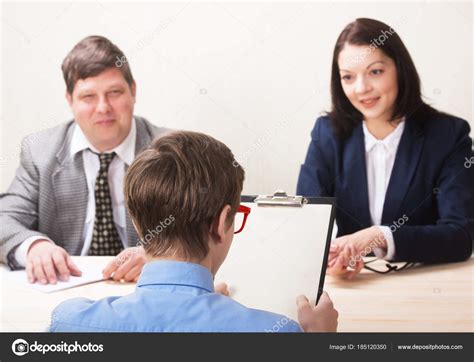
[26,239,82,284]
[296,292,338,332]
[102,246,147,282]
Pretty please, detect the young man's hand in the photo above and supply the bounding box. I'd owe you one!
[103,246,147,282]
[296,292,338,332]
[26,239,82,284]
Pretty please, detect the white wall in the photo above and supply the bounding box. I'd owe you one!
[1,1,472,195]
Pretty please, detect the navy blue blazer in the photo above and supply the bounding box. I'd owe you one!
[297,113,473,263]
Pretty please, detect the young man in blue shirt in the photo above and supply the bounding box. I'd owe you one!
[50,131,338,332]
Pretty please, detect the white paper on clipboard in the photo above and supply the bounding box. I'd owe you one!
[216,192,335,321]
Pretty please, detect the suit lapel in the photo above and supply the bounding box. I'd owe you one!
[381,118,425,224]
[52,126,88,255]
[124,117,152,247]
[124,161,139,247]
[134,116,152,155]
[343,124,372,227]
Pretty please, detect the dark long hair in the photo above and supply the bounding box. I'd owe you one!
[327,18,438,139]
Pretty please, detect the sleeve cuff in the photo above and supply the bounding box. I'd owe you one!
[14,236,54,267]
[373,226,396,261]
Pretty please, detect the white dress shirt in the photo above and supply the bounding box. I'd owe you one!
[363,119,405,260]
[14,118,136,266]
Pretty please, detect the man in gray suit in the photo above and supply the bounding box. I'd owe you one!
[0,36,168,285]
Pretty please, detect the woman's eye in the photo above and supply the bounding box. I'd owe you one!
[371,69,384,75]
[341,75,352,81]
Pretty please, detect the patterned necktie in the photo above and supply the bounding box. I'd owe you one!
[88,152,124,256]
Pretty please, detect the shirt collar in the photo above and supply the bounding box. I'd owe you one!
[70,117,136,165]
[137,260,215,293]
[362,117,405,154]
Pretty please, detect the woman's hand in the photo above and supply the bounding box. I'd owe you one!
[327,243,364,278]
[327,226,387,279]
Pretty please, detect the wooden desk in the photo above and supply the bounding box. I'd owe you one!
[1,256,472,332]
[325,257,473,332]
[0,257,134,332]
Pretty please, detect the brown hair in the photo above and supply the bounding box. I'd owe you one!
[125,131,245,260]
[328,18,438,139]
[61,35,134,94]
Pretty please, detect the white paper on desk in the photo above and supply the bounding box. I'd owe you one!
[5,260,105,293]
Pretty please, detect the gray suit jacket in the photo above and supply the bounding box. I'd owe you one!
[0,116,168,267]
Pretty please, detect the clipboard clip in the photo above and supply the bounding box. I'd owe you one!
[254,190,307,207]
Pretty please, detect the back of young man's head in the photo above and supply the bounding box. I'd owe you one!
[125,131,245,261]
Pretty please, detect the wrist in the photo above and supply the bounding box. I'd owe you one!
[371,226,387,250]
[27,239,52,256]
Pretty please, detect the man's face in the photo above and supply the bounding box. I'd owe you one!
[66,67,136,152]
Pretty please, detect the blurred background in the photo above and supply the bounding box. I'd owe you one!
[1,1,472,194]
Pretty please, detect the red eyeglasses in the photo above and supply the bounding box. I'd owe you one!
[234,205,251,234]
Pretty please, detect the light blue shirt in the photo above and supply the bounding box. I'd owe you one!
[50,261,302,332]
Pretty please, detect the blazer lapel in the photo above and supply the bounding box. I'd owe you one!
[343,124,372,228]
[134,116,153,154]
[52,127,88,255]
[382,118,425,224]
[124,117,152,247]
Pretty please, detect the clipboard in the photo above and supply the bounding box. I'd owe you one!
[216,191,335,321]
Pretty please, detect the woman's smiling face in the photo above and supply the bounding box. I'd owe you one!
[338,43,399,123]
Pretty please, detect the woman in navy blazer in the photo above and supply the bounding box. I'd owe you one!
[297,18,473,277]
